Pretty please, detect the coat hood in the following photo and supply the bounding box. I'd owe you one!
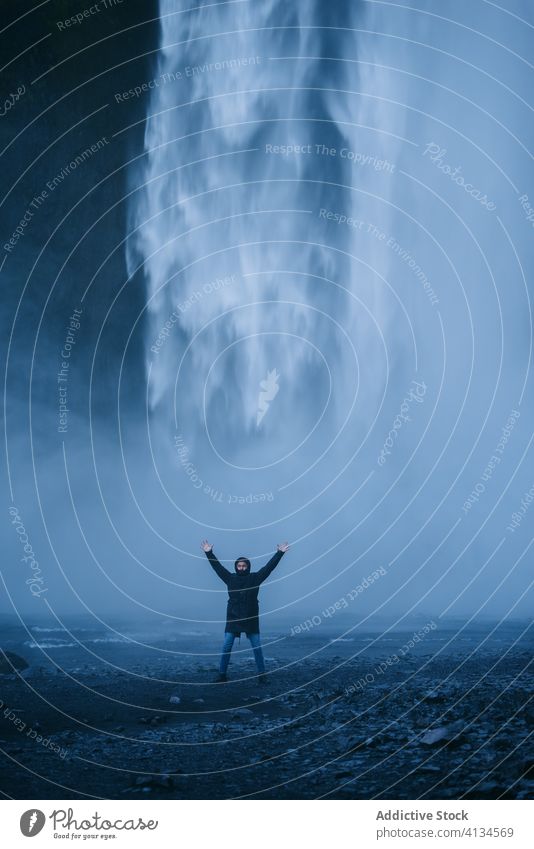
[234,557,251,573]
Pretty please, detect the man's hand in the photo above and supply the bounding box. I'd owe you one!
[201,540,213,553]
[277,542,290,553]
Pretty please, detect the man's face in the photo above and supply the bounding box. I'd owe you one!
[236,561,248,572]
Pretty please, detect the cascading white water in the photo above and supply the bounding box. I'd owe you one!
[126,0,408,453]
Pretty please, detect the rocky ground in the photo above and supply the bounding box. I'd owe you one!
[0,636,532,799]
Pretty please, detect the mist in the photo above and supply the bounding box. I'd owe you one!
[2,0,533,634]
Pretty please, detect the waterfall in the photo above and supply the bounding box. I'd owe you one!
[123,0,439,548]
[126,0,407,439]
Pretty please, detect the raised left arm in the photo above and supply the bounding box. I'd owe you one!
[256,542,289,584]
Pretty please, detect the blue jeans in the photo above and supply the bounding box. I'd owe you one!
[219,632,265,674]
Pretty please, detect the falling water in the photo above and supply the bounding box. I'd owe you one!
[124,0,464,586]
[126,0,409,456]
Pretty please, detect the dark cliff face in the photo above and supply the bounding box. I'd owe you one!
[2,0,159,414]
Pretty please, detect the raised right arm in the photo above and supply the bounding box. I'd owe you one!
[201,540,230,585]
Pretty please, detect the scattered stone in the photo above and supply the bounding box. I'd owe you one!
[169,695,181,705]
[2,641,531,799]
[420,721,465,746]
[423,690,442,701]
[334,769,353,779]
[231,708,254,718]
[477,780,500,793]
[131,773,174,791]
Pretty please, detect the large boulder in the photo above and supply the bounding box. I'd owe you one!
[0,650,29,674]
[420,720,465,746]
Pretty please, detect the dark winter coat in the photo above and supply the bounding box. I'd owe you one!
[205,548,285,635]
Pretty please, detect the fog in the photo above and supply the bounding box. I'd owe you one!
[2,0,533,634]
